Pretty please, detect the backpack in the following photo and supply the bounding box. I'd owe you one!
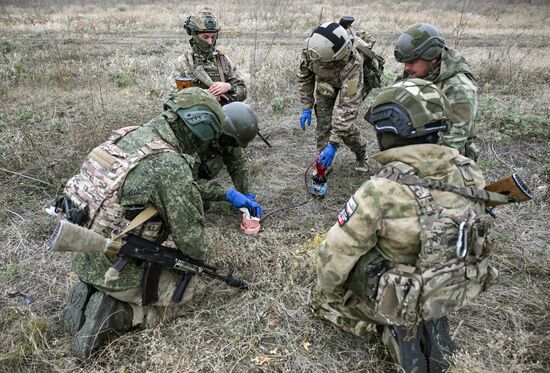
[348,28,386,94]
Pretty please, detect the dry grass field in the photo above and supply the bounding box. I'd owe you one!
[0,0,549,372]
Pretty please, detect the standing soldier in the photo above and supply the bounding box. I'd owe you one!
[394,23,479,160]
[311,79,497,372]
[58,88,260,359]
[173,10,247,105]
[297,22,371,173]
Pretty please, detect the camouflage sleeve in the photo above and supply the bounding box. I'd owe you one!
[297,48,315,109]
[222,145,250,194]
[120,153,206,261]
[317,181,382,295]
[439,73,478,152]
[171,53,193,90]
[329,55,364,143]
[223,54,247,102]
[196,179,227,203]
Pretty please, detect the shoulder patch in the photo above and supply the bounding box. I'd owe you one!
[347,78,358,96]
[338,196,358,226]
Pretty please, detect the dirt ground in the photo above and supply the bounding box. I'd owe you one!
[0,1,549,372]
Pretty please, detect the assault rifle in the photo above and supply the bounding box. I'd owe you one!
[48,220,250,303]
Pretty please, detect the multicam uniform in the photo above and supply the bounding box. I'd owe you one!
[67,113,207,327]
[297,46,367,157]
[173,44,247,102]
[311,144,495,338]
[400,48,478,157]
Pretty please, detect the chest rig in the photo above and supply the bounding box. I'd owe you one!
[63,126,178,242]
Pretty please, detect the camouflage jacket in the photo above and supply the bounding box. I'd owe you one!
[297,46,365,144]
[316,144,485,298]
[400,48,478,153]
[173,43,247,102]
[72,114,205,291]
[193,142,250,202]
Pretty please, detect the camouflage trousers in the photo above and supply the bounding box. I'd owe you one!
[106,269,205,328]
[314,93,366,160]
[309,285,384,341]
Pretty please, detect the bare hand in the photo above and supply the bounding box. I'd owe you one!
[208,82,232,97]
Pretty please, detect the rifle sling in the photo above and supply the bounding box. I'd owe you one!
[394,174,509,205]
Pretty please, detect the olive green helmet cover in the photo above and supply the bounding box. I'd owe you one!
[164,87,224,142]
[307,22,353,63]
[184,10,221,35]
[394,23,445,63]
[365,78,450,138]
[222,102,258,148]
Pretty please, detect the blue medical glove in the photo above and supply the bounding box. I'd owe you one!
[226,189,263,217]
[300,109,312,130]
[318,143,337,169]
[244,193,257,202]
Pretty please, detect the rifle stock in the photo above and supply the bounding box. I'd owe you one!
[484,173,533,207]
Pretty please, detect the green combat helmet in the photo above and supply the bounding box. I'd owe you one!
[184,10,221,35]
[307,22,353,63]
[221,102,258,148]
[365,79,450,149]
[394,23,445,63]
[164,87,225,142]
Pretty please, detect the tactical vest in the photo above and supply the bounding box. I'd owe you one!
[348,28,385,94]
[371,160,497,330]
[63,126,178,242]
[186,49,229,85]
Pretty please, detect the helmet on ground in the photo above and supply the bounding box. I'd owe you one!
[164,87,224,142]
[184,10,221,35]
[221,102,258,148]
[394,23,445,63]
[365,78,450,141]
[307,22,352,63]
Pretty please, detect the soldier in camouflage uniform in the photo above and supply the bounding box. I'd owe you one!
[311,79,496,372]
[395,23,479,160]
[172,10,247,105]
[297,22,369,172]
[59,88,261,360]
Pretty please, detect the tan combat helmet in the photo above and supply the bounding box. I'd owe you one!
[366,78,450,139]
[184,10,221,35]
[307,22,353,63]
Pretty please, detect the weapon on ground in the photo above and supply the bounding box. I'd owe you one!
[48,220,250,289]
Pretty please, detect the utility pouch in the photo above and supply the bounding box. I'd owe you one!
[344,250,386,301]
[375,265,422,328]
[316,81,337,98]
[56,195,87,226]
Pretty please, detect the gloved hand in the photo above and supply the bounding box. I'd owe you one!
[244,193,257,202]
[317,143,337,169]
[226,189,263,218]
[300,109,312,130]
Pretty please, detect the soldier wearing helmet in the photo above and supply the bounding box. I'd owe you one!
[395,23,479,160]
[311,79,495,373]
[297,21,370,173]
[60,88,261,359]
[172,10,247,105]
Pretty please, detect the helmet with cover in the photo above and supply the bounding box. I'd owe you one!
[365,79,450,150]
[184,10,221,35]
[164,87,224,143]
[394,23,445,63]
[221,102,258,148]
[307,22,353,63]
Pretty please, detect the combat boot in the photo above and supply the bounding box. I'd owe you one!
[422,317,455,373]
[381,325,428,373]
[72,292,133,360]
[60,280,95,334]
[354,159,370,173]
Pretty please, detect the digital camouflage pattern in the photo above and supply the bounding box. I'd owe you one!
[68,113,205,292]
[173,46,247,102]
[400,47,478,156]
[298,46,367,156]
[311,143,493,338]
[193,141,250,202]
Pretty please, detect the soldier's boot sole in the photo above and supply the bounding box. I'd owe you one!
[72,292,132,361]
[423,317,455,373]
[382,325,428,373]
[60,281,95,334]
[354,160,370,173]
